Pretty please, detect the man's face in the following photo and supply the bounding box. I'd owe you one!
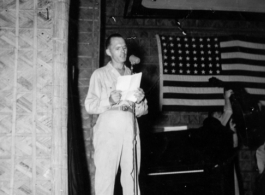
[106,37,127,64]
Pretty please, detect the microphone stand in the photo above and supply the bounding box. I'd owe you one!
[131,64,138,195]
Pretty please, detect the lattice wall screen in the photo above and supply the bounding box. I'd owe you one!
[0,0,69,195]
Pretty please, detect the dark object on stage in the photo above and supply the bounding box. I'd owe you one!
[140,128,235,195]
[254,170,265,195]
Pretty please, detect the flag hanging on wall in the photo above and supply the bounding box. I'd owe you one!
[156,34,265,112]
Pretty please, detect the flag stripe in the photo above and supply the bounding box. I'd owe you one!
[221,47,265,55]
[222,64,265,72]
[163,75,265,83]
[164,81,265,89]
[163,93,265,101]
[220,40,265,50]
[162,105,223,112]
[163,99,225,106]
[222,70,265,77]
[221,52,265,61]
[163,86,223,94]
[163,86,265,96]
[222,59,265,66]
[164,93,223,99]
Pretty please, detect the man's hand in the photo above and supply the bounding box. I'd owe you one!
[224,89,234,99]
[109,90,122,105]
[134,88,145,103]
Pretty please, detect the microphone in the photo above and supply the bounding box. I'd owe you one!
[129,55,140,65]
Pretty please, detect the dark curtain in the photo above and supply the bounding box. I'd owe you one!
[67,0,91,194]
[68,71,91,194]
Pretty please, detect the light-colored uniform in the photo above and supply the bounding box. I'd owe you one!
[85,62,148,195]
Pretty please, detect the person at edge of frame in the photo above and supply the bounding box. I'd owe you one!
[201,89,239,195]
[254,102,265,195]
[84,33,148,195]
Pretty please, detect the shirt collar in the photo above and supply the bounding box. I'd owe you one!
[106,61,131,76]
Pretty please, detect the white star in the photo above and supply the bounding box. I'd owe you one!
[169,37,173,40]
[192,44,196,48]
[185,44,189,48]
[192,38,196,42]
[179,63,183,67]
[194,63,198,67]
[187,63,190,67]
[209,70,213,74]
[216,63,220,67]
[164,69,168,73]
[199,38,203,42]
[178,50,182,54]
[202,70,205,74]
[209,63,212,67]
[193,51,197,54]
[202,63,205,67]
[179,56,182,60]
[207,38,210,42]
[177,37,180,41]
[186,50,190,54]
[194,57,197,61]
[200,44,204,48]
[161,36,165,40]
[209,57,212,61]
[164,49,167,53]
[214,38,218,41]
[171,62,175,66]
[184,38,188,41]
[208,50,211,54]
[216,57,219,60]
[207,44,211,48]
[201,51,204,54]
[163,43,166,46]
[179,69,183,74]
[194,70,198,74]
[164,56,168,59]
[187,70,190,74]
[178,43,181,47]
[215,50,219,54]
[215,44,218,48]
[170,43,174,47]
[171,56,175,60]
[186,57,190,61]
[164,62,168,66]
[172,69,176,73]
[201,57,205,61]
[171,50,175,53]
[216,70,220,74]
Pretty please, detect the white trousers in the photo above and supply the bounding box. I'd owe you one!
[93,110,141,195]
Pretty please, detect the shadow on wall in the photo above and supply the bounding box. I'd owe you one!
[67,0,91,195]
[126,39,161,132]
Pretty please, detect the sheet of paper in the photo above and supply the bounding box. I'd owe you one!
[116,72,142,102]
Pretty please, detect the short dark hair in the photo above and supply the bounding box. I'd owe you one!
[208,107,223,118]
[105,33,124,49]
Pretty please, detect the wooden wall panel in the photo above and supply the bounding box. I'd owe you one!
[0,0,69,195]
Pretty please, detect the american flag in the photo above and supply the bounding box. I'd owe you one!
[156,35,265,112]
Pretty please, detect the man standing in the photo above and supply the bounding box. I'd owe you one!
[85,33,148,195]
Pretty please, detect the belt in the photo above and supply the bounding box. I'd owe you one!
[109,105,133,113]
